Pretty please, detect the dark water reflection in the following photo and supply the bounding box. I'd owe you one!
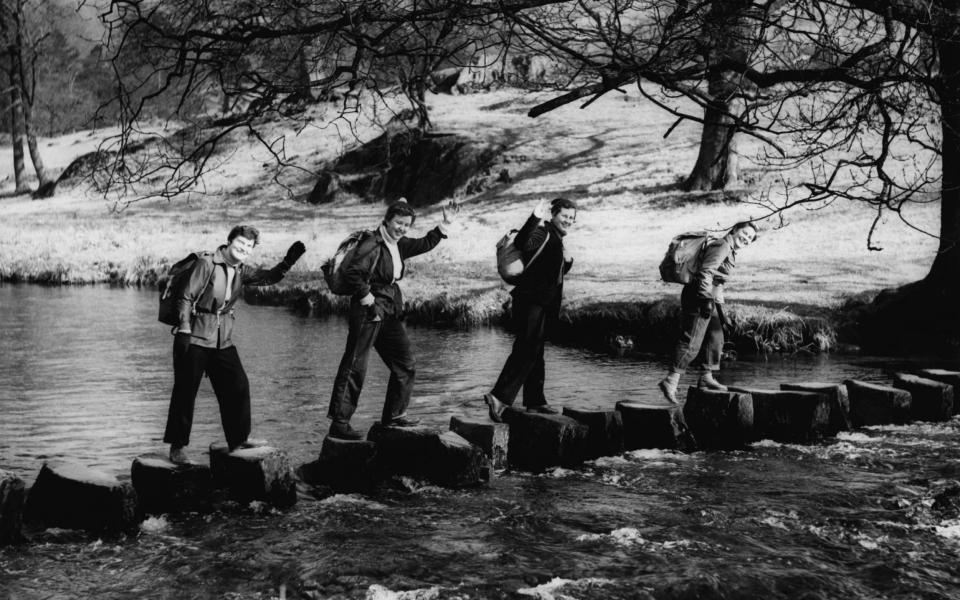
[2,284,960,599]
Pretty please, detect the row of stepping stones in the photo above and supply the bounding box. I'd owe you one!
[305,368,960,488]
[0,443,297,541]
[2,368,956,544]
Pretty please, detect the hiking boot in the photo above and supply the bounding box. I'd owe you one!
[169,445,194,465]
[483,392,507,423]
[385,415,421,427]
[328,421,364,441]
[697,371,728,391]
[526,404,559,414]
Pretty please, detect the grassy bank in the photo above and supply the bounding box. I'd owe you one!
[0,88,940,356]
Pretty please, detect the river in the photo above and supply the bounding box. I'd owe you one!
[2,284,960,599]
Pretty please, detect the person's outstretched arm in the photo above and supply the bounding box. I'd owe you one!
[399,201,458,259]
[242,241,306,286]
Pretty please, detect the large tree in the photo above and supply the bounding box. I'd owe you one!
[511,0,955,350]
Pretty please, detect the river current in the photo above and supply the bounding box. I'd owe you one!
[2,284,960,599]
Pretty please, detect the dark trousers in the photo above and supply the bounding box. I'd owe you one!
[671,284,723,373]
[491,297,549,407]
[327,314,416,424]
[163,343,251,448]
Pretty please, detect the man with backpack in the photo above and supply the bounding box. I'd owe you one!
[325,199,457,440]
[163,225,306,464]
[483,197,577,422]
[658,221,758,405]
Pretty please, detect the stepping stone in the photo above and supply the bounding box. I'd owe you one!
[917,369,960,413]
[301,436,379,491]
[844,380,912,427]
[729,386,832,443]
[209,443,297,508]
[24,460,139,533]
[506,412,589,471]
[616,400,695,452]
[561,408,624,459]
[1,469,26,546]
[780,382,852,434]
[893,373,954,422]
[449,416,509,470]
[130,453,213,514]
[367,424,488,488]
[682,388,753,450]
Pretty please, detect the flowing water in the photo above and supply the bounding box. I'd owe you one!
[2,284,960,599]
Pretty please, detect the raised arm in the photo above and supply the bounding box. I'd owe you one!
[242,241,306,286]
[398,201,458,259]
[515,199,550,252]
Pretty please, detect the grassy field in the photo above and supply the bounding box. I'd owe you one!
[0,88,940,353]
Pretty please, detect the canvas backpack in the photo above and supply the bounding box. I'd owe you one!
[496,228,550,285]
[322,230,382,295]
[158,251,215,326]
[659,231,714,284]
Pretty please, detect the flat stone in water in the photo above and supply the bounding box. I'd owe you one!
[893,373,954,422]
[617,399,695,452]
[367,423,489,488]
[729,386,832,443]
[301,436,379,492]
[131,453,213,515]
[209,443,297,508]
[561,407,624,460]
[683,388,753,450]
[917,369,960,414]
[780,381,852,434]
[24,460,139,533]
[844,379,912,427]
[449,416,509,470]
[506,412,589,471]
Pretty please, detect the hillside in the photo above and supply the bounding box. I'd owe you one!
[0,88,940,351]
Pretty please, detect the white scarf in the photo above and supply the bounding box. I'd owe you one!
[378,224,403,283]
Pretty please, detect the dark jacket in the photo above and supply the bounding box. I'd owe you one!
[177,247,292,348]
[343,226,447,318]
[692,235,737,303]
[511,214,573,315]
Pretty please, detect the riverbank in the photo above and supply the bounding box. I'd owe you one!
[0,88,939,355]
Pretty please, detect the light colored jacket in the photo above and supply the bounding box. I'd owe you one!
[177,247,292,348]
[694,235,737,303]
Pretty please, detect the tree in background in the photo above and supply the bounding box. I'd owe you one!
[503,0,956,350]
[1,8,29,194]
[95,0,504,200]
[90,0,958,349]
[0,0,58,194]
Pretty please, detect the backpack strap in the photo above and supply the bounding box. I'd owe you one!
[349,231,384,288]
[526,230,550,267]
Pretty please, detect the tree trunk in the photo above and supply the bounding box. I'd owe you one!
[929,35,960,287]
[683,93,738,191]
[683,0,753,192]
[20,90,53,190]
[7,73,29,194]
[854,33,960,353]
